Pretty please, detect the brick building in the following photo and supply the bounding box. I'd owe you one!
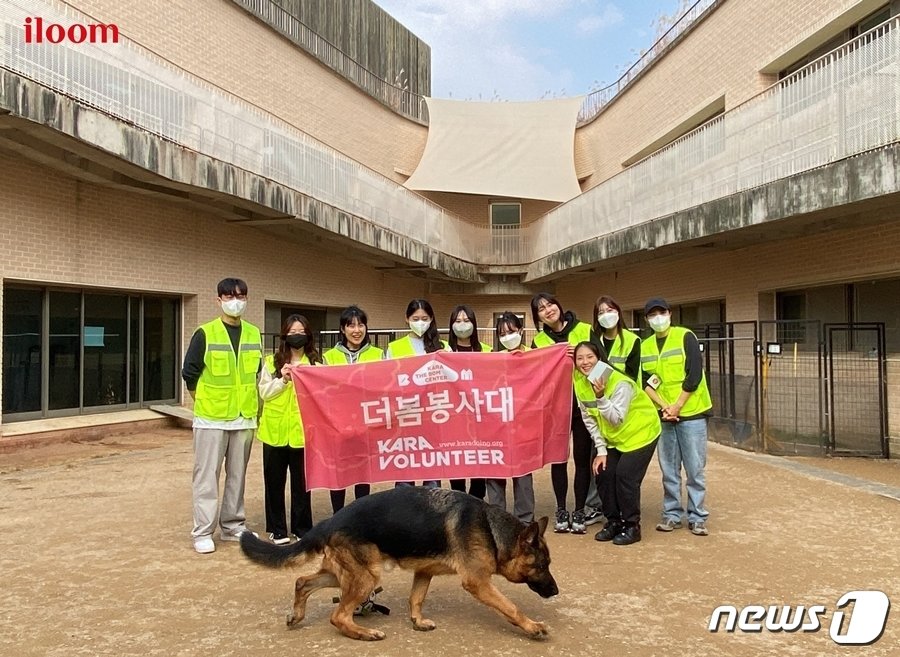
[0,0,898,456]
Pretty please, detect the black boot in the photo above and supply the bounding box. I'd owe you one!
[613,522,642,545]
[594,518,623,542]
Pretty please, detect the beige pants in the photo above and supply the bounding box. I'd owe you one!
[191,428,253,539]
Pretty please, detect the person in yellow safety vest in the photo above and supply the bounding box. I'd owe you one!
[582,294,645,528]
[484,312,536,524]
[386,299,448,488]
[256,314,320,545]
[529,292,600,535]
[640,297,713,537]
[181,278,263,555]
[573,341,661,546]
[447,304,492,500]
[592,295,642,382]
[322,305,384,512]
[322,305,389,617]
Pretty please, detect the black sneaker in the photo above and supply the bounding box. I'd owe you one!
[594,520,623,542]
[583,508,606,526]
[613,524,642,545]
[570,510,587,534]
[553,508,571,533]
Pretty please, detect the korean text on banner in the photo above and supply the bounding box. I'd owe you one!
[292,344,573,490]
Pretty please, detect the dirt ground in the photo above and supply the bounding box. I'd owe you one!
[1,429,898,657]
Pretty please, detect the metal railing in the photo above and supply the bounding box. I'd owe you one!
[230,0,429,124]
[577,0,720,125]
[0,0,484,262]
[528,16,900,261]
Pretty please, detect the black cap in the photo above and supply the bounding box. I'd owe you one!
[644,297,670,315]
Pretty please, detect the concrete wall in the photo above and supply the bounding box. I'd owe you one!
[573,0,887,188]
[67,0,428,184]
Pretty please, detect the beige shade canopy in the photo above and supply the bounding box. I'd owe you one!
[404,97,584,203]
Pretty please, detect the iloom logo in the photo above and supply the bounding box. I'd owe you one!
[23,17,119,44]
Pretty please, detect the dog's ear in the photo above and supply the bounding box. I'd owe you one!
[520,518,548,548]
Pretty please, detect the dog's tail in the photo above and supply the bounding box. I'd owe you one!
[239,521,330,569]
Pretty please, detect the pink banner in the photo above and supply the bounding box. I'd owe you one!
[292,344,573,490]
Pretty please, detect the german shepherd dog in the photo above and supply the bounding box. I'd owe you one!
[240,486,558,641]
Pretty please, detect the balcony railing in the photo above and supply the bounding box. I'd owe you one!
[576,0,720,125]
[527,15,900,261]
[0,0,484,262]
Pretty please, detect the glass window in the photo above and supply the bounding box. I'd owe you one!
[490,203,521,227]
[2,287,42,415]
[143,297,178,401]
[2,284,181,420]
[83,293,128,408]
[48,291,81,411]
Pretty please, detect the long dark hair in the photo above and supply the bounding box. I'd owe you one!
[405,299,443,353]
[529,292,565,330]
[274,314,319,372]
[448,304,482,352]
[339,305,370,348]
[592,295,627,353]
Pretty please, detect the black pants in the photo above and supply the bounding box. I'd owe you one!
[262,443,312,537]
[551,406,593,511]
[330,484,371,513]
[597,437,659,525]
[449,478,486,499]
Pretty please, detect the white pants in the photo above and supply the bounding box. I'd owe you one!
[191,428,253,539]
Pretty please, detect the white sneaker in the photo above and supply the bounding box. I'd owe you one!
[220,527,258,542]
[269,533,290,545]
[194,536,215,554]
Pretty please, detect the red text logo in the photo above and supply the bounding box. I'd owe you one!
[24,17,119,44]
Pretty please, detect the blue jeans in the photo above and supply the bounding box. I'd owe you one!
[658,418,709,524]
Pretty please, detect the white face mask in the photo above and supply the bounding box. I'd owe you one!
[409,319,431,337]
[648,314,671,333]
[452,321,474,338]
[598,311,619,330]
[221,299,246,318]
[499,332,523,351]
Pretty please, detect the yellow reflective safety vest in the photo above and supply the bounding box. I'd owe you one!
[387,335,449,358]
[533,320,592,383]
[322,344,384,365]
[194,318,262,421]
[532,320,592,349]
[574,369,660,452]
[605,328,641,381]
[257,353,313,448]
[640,326,712,416]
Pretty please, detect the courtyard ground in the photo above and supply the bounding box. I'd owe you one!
[1,428,897,657]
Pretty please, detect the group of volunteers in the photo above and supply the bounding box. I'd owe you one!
[182,278,712,557]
